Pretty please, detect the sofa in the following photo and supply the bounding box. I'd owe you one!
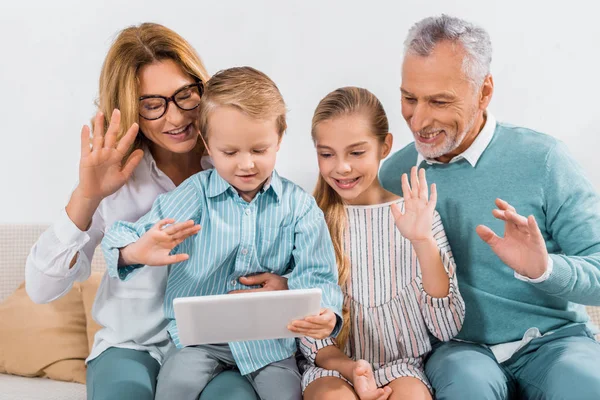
[0,225,106,400]
[1,224,599,400]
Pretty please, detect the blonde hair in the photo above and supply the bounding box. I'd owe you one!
[311,87,389,350]
[96,22,210,159]
[198,66,286,139]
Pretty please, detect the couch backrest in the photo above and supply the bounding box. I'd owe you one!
[0,224,599,336]
[0,224,106,302]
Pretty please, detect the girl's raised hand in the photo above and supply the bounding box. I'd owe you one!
[391,167,437,244]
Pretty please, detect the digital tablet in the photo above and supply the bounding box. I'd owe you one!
[173,288,322,346]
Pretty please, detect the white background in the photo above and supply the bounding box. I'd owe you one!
[1,0,599,223]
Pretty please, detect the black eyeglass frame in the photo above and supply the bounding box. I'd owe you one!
[138,81,204,121]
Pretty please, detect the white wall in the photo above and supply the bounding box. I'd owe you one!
[1,0,599,223]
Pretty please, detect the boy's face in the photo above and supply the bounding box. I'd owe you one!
[206,105,281,202]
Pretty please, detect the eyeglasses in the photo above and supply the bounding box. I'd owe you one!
[138,81,204,120]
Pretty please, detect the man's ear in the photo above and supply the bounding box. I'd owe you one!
[479,74,494,110]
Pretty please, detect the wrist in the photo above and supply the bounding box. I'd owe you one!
[410,236,436,252]
[119,243,140,267]
[66,188,102,231]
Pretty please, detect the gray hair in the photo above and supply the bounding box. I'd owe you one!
[404,15,492,87]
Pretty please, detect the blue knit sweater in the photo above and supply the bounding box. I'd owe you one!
[380,122,600,344]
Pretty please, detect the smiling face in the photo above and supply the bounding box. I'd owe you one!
[205,105,281,202]
[401,41,493,162]
[137,59,201,157]
[313,113,392,205]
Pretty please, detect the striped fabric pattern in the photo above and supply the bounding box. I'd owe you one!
[102,169,343,376]
[299,200,465,390]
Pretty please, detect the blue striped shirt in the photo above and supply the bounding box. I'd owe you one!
[101,169,343,374]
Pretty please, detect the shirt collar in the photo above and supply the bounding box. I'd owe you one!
[206,169,282,202]
[416,112,496,167]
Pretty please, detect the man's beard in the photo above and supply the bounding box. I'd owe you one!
[415,110,478,160]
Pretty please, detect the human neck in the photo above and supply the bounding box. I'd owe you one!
[150,144,203,186]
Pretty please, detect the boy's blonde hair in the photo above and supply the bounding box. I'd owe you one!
[311,87,389,351]
[97,22,210,160]
[198,66,287,139]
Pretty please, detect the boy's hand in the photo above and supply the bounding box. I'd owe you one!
[288,308,336,339]
[228,273,288,294]
[120,219,201,266]
[353,360,392,400]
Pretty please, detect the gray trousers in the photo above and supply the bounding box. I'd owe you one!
[155,343,302,400]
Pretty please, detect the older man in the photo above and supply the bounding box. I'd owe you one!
[380,15,600,400]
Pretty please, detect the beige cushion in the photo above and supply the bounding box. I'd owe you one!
[0,283,88,384]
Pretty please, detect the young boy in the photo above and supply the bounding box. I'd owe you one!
[101,67,343,400]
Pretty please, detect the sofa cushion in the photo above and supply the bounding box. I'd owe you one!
[0,283,88,383]
[0,374,86,400]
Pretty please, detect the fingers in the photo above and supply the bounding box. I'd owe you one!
[103,109,121,149]
[428,183,437,210]
[418,168,428,200]
[366,388,392,400]
[504,210,529,229]
[155,218,176,230]
[120,149,144,179]
[390,203,403,222]
[410,166,419,198]
[116,122,140,154]
[238,273,271,286]
[401,173,411,200]
[91,111,105,150]
[492,209,529,232]
[162,220,196,235]
[495,198,516,213]
[376,387,393,400]
[80,124,91,157]
[170,225,202,242]
[288,319,326,331]
[476,224,500,246]
[287,325,328,339]
[527,214,542,236]
[163,253,190,265]
[228,288,268,294]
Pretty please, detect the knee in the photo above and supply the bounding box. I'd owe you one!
[425,345,511,400]
[90,381,154,400]
[526,361,600,400]
[201,370,257,400]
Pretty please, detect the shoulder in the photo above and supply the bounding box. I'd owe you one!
[380,144,418,194]
[493,122,561,159]
[277,175,324,220]
[381,143,418,177]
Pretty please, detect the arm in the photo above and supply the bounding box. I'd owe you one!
[25,110,142,304]
[25,206,104,304]
[101,178,203,281]
[286,194,343,337]
[477,142,600,305]
[391,167,464,341]
[416,212,465,341]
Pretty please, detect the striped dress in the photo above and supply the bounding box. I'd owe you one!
[298,199,465,392]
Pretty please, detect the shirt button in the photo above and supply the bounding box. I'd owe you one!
[245,209,251,215]
[241,248,248,255]
[231,279,237,286]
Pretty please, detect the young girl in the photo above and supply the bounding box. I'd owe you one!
[294,87,465,400]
